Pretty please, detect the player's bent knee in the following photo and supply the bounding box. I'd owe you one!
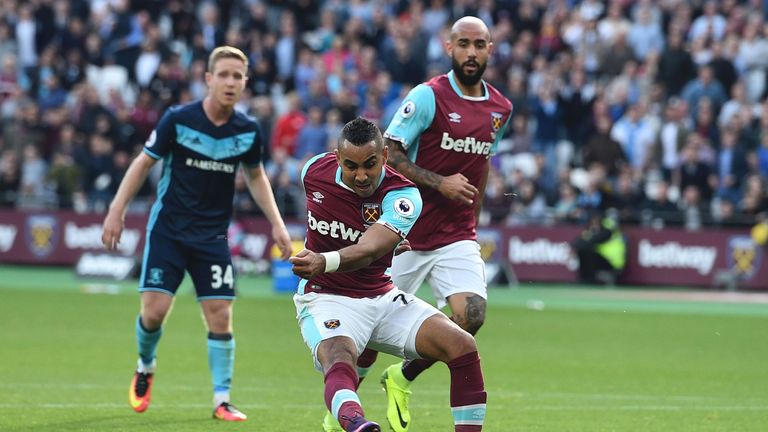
[141,309,167,329]
[452,312,485,336]
[421,317,478,363]
[451,295,487,335]
[465,315,485,335]
[317,337,358,371]
[450,331,478,360]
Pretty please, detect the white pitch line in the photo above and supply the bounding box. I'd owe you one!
[520,405,768,411]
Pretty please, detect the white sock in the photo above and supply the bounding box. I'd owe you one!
[137,358,157,374]
[214,391,230,408]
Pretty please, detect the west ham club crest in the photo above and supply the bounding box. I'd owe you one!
[362,203,381,225]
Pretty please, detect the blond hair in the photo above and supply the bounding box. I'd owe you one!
[207,46,248,73]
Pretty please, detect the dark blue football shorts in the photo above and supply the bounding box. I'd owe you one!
[139,231,236,300]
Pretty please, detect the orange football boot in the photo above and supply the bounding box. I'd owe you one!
[129,371,153,413]
[213,402,248,421]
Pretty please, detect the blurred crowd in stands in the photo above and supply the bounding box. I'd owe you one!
[1,0,767,230]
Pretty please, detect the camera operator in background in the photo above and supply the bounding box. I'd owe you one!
[570,210,626,285]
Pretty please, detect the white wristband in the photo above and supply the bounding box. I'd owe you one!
[320,251,341,273]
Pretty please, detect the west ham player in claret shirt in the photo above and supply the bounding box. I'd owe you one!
[321,16,512,432]
[290,118,488,432]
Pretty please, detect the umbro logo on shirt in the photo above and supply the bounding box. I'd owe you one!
[312,192,324,203]
[448,112,462,123]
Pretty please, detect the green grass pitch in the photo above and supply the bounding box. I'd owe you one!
[1,265,767,431]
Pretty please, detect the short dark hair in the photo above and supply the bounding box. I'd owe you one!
[338,117,383,149]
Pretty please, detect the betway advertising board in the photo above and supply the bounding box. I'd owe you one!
[0,210,765,290]
[503,226,767,290]
[0,210,274,265]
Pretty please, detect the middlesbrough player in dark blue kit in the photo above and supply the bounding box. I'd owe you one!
[102,46,292,421]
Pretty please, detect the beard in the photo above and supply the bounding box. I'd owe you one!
[451,56,486,87]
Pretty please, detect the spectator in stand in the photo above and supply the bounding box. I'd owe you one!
[643,180,681,225]
[481,169,513,225]
[560,68,596,150]
[0,149,20,207]
[657,31,696,97]
[536,14,564,60]
[682,64,728,121]
[712,197,741,226]
[709,41,738,104]
[737,23,765,75]
[294,106,328,162]
[627,7,665,62]
[676,143,713,203]
[2,100,45,160]
[82,134,116,212]
[37,75,68,113]
[718,80,753,128]
[679,185,707,230]
[689,0,727,43]
[758,132,768,177]
[553,182,581,224]
[583,115,627,178]
[598,3,631,45]
[509,178,547,225]
[382,32,427,87]
[130,89,162,145]
[712,127,749,204]
[692,98,721,149]
[18,144,49,209]
[657,98,690,181]
[532,82,563,195]
[270,92,306,157]
[47,148,81,210]
[740,174,768,216]
[610,103,656,178]
[576,165,608,215]
[0,22,16,64]
[610,170,645,224]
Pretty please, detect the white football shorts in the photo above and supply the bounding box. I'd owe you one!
[294,288,440,371]
[391,240,487,309]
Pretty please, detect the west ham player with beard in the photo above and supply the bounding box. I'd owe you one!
[323,16,511,432]
[292,118,487,432]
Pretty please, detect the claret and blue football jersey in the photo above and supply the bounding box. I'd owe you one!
[143,101,263,241]
[384,71,513,250]
[299,153,422,298]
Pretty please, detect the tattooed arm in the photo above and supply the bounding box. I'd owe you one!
[386,137,478,206]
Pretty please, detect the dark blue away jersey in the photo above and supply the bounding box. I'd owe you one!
[143,101,263,241]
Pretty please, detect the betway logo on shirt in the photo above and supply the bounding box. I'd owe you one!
[307,211,362,242]
[440,132,492,155]
[186,158,235,173]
